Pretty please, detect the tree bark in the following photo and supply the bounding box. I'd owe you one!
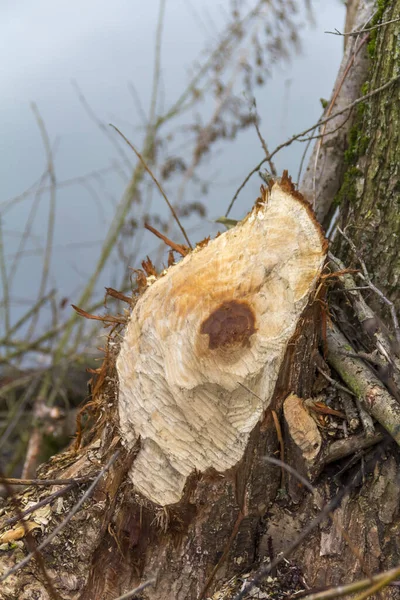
[2,3,400,600]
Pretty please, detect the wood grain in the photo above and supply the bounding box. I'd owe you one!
[117,174,327,505]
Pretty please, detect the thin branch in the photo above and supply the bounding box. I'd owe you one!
[0,217,10,337]
[0,376,40,452]
[0,451,119,583]
[0,484,75,529]
[263,456,314,494]
[225,157,266,217]
[72,81,132,171]
[0,323,65,365]
[300,566,400,600]
[0,475,93,487]
[145,223,189,256]
[0,290,56,346]
[112,578,157,600]
[0,465,60,600]
[148,0,166,127]
[127,81,148,126]
[233,465,364,600]
[297,110,352,144]
[252,112,277,176]
[226,74,400,216]
[326,17,400,37]
[110,125,193,249]
[316,365,356,397]
[27,103,57,341]
[296,126,316,184]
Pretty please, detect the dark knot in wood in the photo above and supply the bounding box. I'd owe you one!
[200,300,256,349]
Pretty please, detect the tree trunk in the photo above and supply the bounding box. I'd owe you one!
[2,3,400,600]
[334,0,400,315]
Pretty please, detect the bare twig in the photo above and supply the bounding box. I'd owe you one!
[0,475,92,487]
[0,451,119,583]
[225,157,266,217]
[0,217,10,337]
[72,81,132,171]
[0,290,55,346]
[296,126,316,184]
[127,81,148,126]
[316,364,356,397]
[327,324,400,445]
[338,227,400,345]
[326,17,400,37]
[252,111,277,176]
[148,0,166,128]
[110,125,193,249]
[311,33,369,203]
[300,566,400,600]
[144,223,188,256]
[226,74,400,216]
[0,465,61,600]
[263,456,314,494]
[112,578,157,600]
[27,104,57,341]
[0,376,40,452]
[233,460,367,600]
[0,484,76,529]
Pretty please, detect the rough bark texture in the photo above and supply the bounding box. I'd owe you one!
[300,0,373,227]
[334,0,400,315]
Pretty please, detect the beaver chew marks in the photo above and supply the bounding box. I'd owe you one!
[117,172,327,506]
[201,301,256,349]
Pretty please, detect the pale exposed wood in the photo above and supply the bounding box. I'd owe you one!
[117,175,327,506]
[283,393,322,462]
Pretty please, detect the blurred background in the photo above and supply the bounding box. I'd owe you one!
[0,0,345,475]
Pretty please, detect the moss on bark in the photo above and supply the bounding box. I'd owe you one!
[334,0,400,317]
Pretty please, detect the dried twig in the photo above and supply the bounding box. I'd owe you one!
[263,456,314,494]
[0,465,61,600]
[234,457,371,600]
[144,223,189,257]
[72,81,132,171]
[0,217,10,337]
[112,578,157,600]
[326,17,400,37]
[226,74,400,216]
[0,484,76,529]
[311,33,369,204]
[0,475,92,487]
[316,364,356,397]
[252,109,277,176]
[300,565,400,600]
[110,125,193,250]
[338,227,400,345]
[27,104,57,342]
[0,290,55,346]
[0,451,119,583]
[327,324,400,445]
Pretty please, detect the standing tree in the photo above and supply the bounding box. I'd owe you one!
[2,1,400,599]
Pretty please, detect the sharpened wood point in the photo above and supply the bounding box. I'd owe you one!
[200,301,256,349]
